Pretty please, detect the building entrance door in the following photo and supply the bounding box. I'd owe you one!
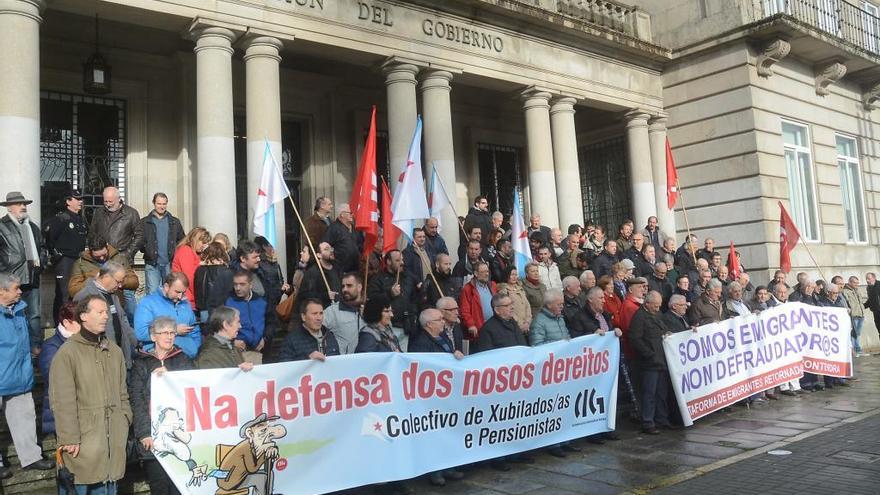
[39,91,127,225]
[477,143,524,220]
[578,136,631,232]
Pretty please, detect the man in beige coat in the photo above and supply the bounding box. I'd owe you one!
[50,295,132,493]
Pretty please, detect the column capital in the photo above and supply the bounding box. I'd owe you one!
[0,0,45,22]
[419,69,453,93]
[623,109,651,129]
[382,57,420,85]
[549,96,577,115]
[242,35,283,62]
[189,27,237,55]
[648,112,669,132]
[520,86,553,110]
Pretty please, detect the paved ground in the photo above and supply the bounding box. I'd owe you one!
[351,354,880,495]
[3,355,877,494]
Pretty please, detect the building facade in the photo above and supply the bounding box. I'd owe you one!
[0,0,877,349]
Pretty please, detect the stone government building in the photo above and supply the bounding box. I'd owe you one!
[0,0,877,348]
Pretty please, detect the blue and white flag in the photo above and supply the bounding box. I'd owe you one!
[254,139,290,247]
[390,117,430,241]
[511,190,532,276]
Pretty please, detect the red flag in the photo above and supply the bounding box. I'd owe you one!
[778,201,801,273]
[727,240,740,280]
[666,137,679,210]
[351,106,379,257]
[381,178,401,254]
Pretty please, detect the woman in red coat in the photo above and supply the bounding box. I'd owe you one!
[171,227,211,310]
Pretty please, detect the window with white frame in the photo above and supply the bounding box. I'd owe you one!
[836,135,868,243]
[782,121,820,241]
[866,2,880,53]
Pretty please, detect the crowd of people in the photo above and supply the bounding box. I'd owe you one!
[0,187,876,494]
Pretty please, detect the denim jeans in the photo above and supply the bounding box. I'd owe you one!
[144,263,170,295]
[122,289,138,325]
[641,369,670,428]
[71,482,116,495]
[851,316,864,354]
[21,288,41,348]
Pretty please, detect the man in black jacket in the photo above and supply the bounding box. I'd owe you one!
[0,191,45,351]
[663,294,692,333]
[476,294,526,352]
[647,262,673,311]
[277,299,340,362]
[866,272,880,342]
[139,193,185,295]
[592,239,619,279]
[367,250,420,350]
[424,254,461,309]
[298,242,341,309]
[562,276,590,336]
[463,196,492,246]
[629,291,676,434]
[322,203,360,273]
[44,188,87,325]
[490,239,513,283]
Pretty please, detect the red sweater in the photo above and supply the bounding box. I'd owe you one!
[459,280,497,340]
[171,245,201,310]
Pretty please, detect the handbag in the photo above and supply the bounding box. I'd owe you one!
[276,293,296,323]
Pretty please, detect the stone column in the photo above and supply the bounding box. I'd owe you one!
[193,26,238,238]
[244,35,286,274]
[382,59,419,191]
[0,0,44,222]
[521,88,559,228]
[420,69,459,252]
[550,96,584,230]
[624,109,656,226]
[648,113,676,236]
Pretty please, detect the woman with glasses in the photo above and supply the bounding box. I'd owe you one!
[356,296,403,353]
[128,316,195,495]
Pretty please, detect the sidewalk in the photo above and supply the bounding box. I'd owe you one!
[376,354,880,495]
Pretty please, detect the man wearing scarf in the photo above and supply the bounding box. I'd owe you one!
[0,192,45,353]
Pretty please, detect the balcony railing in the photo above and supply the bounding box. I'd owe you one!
[555,0,638,38]
[750,0,880,55]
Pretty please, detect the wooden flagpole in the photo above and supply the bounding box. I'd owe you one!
[675,179,699,266]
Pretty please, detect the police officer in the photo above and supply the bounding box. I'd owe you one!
[43,189,87,325]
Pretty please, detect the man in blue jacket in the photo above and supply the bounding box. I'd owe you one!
[225,270,267,355]
[0,272,54,479]
[134,272,201,358]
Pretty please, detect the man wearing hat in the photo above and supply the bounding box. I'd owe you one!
[216,413,287,495]
[43,189,87,324]
[0,191,45,352]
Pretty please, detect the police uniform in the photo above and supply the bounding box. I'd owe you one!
[43,190,87,323]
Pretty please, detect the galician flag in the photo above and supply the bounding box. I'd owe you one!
[511,189,532,276]
[390,116,430,241]
[427,162,452,231]
[254,139,290,247]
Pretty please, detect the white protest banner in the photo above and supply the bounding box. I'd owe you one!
[151,334,620,495]
[663,302,852,426]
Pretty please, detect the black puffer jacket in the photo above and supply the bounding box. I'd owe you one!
[476,315,527,352]
[463,207,492,244]
[128,347,195,459]
[90,203,143,262]
[277,324,340,362]
[323,220,360,273]
[0,216,43,287]
[140,211,185,266]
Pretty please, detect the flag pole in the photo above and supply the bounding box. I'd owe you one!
[427,268,445,299]
[676,178,699,266]
[796,237,828,282]
[265,144,333,299]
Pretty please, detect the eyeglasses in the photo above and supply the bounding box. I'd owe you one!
[441,307,459,312]
[153,331,176,337]
[494,303,512,308]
